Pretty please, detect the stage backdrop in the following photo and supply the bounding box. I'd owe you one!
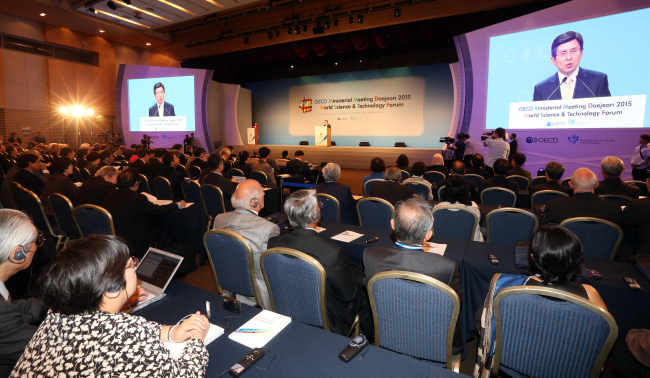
[245,64,454,148]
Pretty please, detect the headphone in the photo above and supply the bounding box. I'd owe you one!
[311,211,318,223]
[104,282,123,299]
[250,198,259,208]
[8,246,27,264]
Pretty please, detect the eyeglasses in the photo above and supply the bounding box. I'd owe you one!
[126,256,140,270]
[33,233,44,247]
[556,47,581,59]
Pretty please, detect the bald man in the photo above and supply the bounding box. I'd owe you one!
[546,167,621,224]
[212,179,280,309]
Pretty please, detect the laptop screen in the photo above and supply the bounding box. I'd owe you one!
[136,248,183,290]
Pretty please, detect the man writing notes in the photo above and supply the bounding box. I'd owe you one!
[533,31,610,101]
[148,82,176,117]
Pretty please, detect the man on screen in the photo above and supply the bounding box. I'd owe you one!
[533,31,610,101]
[148,82,176,117]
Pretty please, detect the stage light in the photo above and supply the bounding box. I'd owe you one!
[146,42,151,46]
[88,6,97,13]
[70,106,84,117]
[302,24,307,32]
[290,65,294,69]
[294,27,300,35]
[99,30,105,33]
[349,15,354,24]
[275,30,280,37]
[288,27,292,35]
[85,109,94,116]
[394,8,401,18]
[59,107,69,114]
[243,36,249,44]
[333,19,338,26]
[357,14,363,24]
[107,1,118,11]
[268,31,273,40]
[39,13,46,17]
[324,20,330,29]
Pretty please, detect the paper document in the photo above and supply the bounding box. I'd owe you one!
[278,174,291,178]
[331,231,364,243]
[228,310,291,348]
[164,323,224,359]
[352,195,363,200]
[74,182,83,187]
[423,242,446,255]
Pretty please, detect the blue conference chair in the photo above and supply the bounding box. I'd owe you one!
[598,194,633,206]
[560,217,623,260]
[48,193,81,248]
[530,176,547,187]
[152,176,173,200]
[423,171,446,185]
[315,193,340,223]
[363,179,386,196]
[432,205,479,240]
[462,174,485,187]
[200,184,226,228]
[400,170,411,182]
[228,168,245,179]
[404,182,432,201]
[357,197,394,230]
[250,170,268,186]
[13,184,63,254]
[481,187,517,207]
[73,204,115,237]
[530,190,569,209]
[486,208,539,246]
[188,165,201,180]
[507,175,530,191]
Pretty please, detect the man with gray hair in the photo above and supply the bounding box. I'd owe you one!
[370,166,413,205]
[315,163,357,225]
[547,167,621,224]
[268,189,362,336]
[212,179,280,309]
[595,156,640,199]
[73,166,118,206]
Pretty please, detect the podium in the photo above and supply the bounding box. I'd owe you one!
[247,128,258,145]
[315,126,331,147]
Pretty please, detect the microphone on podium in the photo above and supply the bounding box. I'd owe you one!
[546,76,567,101]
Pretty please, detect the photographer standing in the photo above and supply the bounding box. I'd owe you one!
[631,134,650,181]
[452,133,465,161]
[483,127,510,177]
[141,134,152,148]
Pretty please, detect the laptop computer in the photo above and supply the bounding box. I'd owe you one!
[123,247,184,313]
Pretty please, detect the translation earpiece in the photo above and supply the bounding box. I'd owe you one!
[8,246,27,264]
[251,198,259,208]
[311,211,318,223]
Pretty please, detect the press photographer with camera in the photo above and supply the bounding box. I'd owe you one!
[482,127,510,177]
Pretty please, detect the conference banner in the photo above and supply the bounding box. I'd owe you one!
[140,116,187,132]
[288,77,425,136]
[508,95,647,129]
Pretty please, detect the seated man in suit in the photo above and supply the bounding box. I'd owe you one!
[98,149,115,168]
[436,160,477,201]
[128,148,155,183]
[595,156,640,199]
[315,163,357,225]
[466,153,490,180]
[403,161,432,190]
[73,166,118,206]
[232,150,252,178]
[189,148,208,171]
[146,149,165,177]
[213,179,280,309]
[268,189,362,336]
[622,181,650,256]
[251,147,278,188]
[159,152,185,202]
[371,167,413,206]
[203,155,236,212]
[506,153,531,179]
[0,210,48,374]
[530,161,572,196]
[102,168,185,258]
[13,154,45,196]
[478,158,519,200]
[546,167,621,225]
[285,150,316,183]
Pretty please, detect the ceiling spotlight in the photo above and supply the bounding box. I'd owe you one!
[243,36,249,44]
[335,62,338,66]
[107,1,118,11]
[349,15,354,24]
[99,29,105,33]
[295,27,300,35]
[123,0,131,4]
[146,42,151,46]
[267,31,273,40]
[394,8,401,18]
[333,19,338,26]
[39,13,46,17]
[134,12,142,19]
[88,6,97,13]
[275,30,280,37]
[324,20,330,29]
[357,14,363,24]
[290,65,294,69]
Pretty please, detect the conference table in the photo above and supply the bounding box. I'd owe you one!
[137,281,458,377]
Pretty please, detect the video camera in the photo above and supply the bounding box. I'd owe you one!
[439,137,455,144]
[480,131,493,141]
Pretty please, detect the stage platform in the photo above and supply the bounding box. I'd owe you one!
[230,145,443,170]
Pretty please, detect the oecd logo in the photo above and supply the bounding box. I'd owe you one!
[526,137,534,143]
[569,119,575,125]
[546,122,551,126]
[568,135,579,144]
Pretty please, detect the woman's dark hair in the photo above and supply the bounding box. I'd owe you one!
[396,154,409,166]
[37,235,130,315]
[49,157,72,174]
[117,168,140,188]
[530,225,583,285]
[370,157,386,173]
[76,148,88,161]
[239,150,250,162]
[87,151,101,163]
[442,176,472,206]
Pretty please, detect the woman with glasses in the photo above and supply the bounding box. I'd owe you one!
[0,209,47,375]
[11,235,209,377]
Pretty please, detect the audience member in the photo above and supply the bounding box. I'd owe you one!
[13,154,45,196]
[251,147,278,187]
[213,180,280,309]
[232,150,252,177]
[506,153,531,179]
[219,147,233,173]
[363,157,386,185]
[607,328,650,378]
[40,157,75,212]
[33,132,46,145]
[146,149,165,175]
[403,161,432,190]
[508,133,518,158]
[595,156,640,199]
[189,148,208,171]
[478,158,519,199]
[315,163,357,225]
[85,151,101,176]
[453,133,465,161]
[0,210,47,373]
[286,150,315,183]
[436,160,477,201]
[434,176,483,241]
[7,133,21,145]
[73,166,117,206]
[467,154,490,179]
[160,152,185,202]
[58,147,74,160]
[268,189,362,336]
[370,167,413,205]
[76,148,89,169]
[426,153,449,177]
[128,149,155,182]
[0,145,13,174]
[483,128,510,175]
[630,134,650,181]
[621,180,650,255]
[529,161,572,196]
[546,168,621,224]
[99,149,115,168]
[394,154,412,175]
[12,235,208,376]
[203,155,236,212]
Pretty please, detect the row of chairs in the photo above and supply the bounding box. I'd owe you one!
[205,229,617,375]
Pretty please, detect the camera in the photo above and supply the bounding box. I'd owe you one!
[439,137,455,144]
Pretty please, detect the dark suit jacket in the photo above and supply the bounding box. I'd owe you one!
[148,101,176,116]
[232,161,252,178]
[595,177,641,199]
[123,150,136,161]
[478,176,519,197]
[529,179,572,196]
[0,297,46,368]
[129,159,155,182]
[508,140,518,157]
[316,181,358,225]
[370,181,413,206]
[40,173,75,212]
[621,198,650,253]
[190,158,208,171]
[268,228,362,336]
[73,176,115,207]
[13,169,44,196]
[506,167,531,180]
[436,176,477,202]
[533,68,610,101]
[202,172,235,212]
[286,159,312,177]
[159,166,185,202]
[466,167,490,180]
[425,165,449,177]
[102,188,179,258]
[147,159,165,178]
[546,192,621,225]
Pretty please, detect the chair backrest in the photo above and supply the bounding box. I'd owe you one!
[261,248,329,331]
[507,175,530,190]
[152,176,173,200]
[423,171,446,185]
[227,168,245,179]
[530,176,547,186]
[13,184,62,240]
[250,170,268,186]
[462,174,485,186]
[200,184,226,217]
[559,217,623,260]
[492,286,618,378]
[80,167,90,182]
[437,186,446,202]
[48,193,81,239]
[363,179,385,196]
[188,165,201,179]
[432,205,479,240]
[400,170,411,181]
[73,204,116,236]
[481,187,517,207]
[486,208,539,246]
[404,182,432,201]
[368,271,460,369]
[356,197,395,230]
[598,194,633,206]
[530,190,569,209]
[182,180,202,203]
[625,180,649,196]
[204,229,262,306]
[315,193,340,223]
[72,166,82,183]
[561,178,572,187]
[138,173,150,194]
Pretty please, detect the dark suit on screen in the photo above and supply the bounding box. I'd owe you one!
[595,177,641,199]
[73,177,115,206]
[148,101,176,117]
[202,172,235,212]
[546,192,621,225]
[370,181,413,206]
[533,68,610,101]
[268,228,362,336]
[315,181,358,225]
